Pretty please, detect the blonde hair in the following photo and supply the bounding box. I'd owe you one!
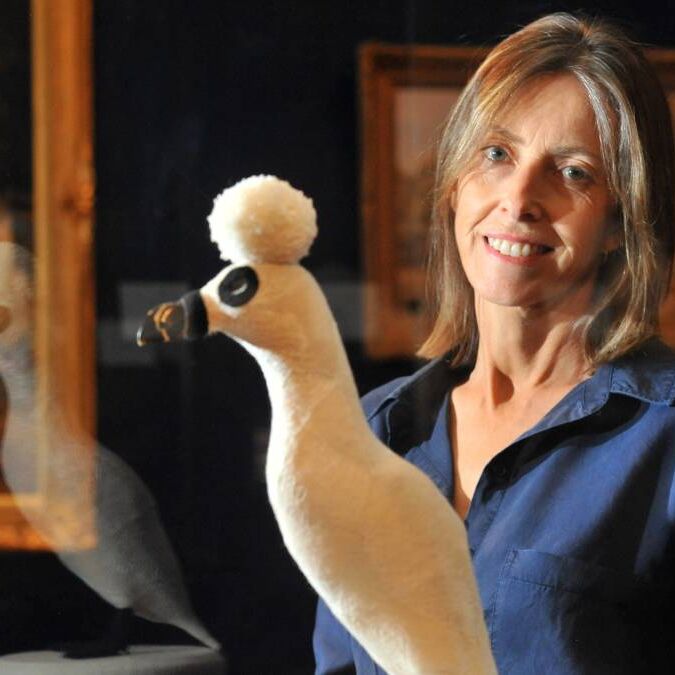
[418,13,675,366]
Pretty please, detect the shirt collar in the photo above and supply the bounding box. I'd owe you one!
[372,339,675,453]
[604,338,675,405]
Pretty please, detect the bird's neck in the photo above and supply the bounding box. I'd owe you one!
[251,333,362,438]
[245,308,368,492]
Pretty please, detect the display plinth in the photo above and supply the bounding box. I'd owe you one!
[0,645,226,674]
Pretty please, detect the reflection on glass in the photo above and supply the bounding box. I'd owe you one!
[0,242,219,653]
[0,0,33,546]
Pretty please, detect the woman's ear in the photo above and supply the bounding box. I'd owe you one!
[603,205,623,254]
[604,235,622,255]
[449,183,458,212]
[603,226,622,255]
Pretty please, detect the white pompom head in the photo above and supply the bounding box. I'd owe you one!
[207,175,317,264]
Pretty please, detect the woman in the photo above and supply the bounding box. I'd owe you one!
[315,12,675,674]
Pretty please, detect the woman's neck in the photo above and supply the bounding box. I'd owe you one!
[470,300,592,409]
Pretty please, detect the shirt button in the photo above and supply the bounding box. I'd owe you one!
[492,463,509,482]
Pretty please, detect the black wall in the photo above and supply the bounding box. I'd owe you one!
[3,2,675,673]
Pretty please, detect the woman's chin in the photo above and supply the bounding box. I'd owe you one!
[474,283,595,319]
[473,283,544,310]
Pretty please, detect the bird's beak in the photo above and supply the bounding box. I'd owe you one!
[136,290,208,346]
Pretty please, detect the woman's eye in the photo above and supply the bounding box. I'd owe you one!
[484,146,508,162]
[561,165,590,182]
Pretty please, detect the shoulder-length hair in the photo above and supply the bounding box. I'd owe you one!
[418,12,675,366]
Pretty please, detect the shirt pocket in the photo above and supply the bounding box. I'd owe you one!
[490,548,662,675]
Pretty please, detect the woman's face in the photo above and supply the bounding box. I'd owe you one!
[453,73,617,317]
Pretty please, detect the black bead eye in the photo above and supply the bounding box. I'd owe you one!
[218,266,259,307]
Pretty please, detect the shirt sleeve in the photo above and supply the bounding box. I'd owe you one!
[313,597,356,674]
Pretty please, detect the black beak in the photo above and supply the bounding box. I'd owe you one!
[136,290,208,346]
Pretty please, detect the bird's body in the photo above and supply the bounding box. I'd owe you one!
[248,268,493,674]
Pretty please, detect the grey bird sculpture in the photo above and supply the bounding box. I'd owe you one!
[0,242,219,656]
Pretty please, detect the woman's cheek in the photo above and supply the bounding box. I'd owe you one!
[456,177,493,224]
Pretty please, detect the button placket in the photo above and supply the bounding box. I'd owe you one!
[466,468,509,555]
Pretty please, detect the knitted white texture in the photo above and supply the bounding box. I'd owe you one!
[198,263,496,674]
[207,175,317,264]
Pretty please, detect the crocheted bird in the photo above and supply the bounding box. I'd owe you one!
[138,175,496,674]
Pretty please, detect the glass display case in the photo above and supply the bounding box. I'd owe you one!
[2,2,675,673]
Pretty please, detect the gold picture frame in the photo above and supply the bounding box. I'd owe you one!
[359,43,675,358]
[0,0,96,550]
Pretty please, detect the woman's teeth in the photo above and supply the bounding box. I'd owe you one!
[487,237,548,257]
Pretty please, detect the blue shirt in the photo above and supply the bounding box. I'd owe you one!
[313,339,675,674]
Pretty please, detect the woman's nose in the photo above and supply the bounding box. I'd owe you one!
[498,164,545,222]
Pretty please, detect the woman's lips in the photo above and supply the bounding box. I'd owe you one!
[483,235,553,263]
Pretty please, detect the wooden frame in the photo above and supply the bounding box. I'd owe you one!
[0,0,95,550]
[359,44,487,359]
[359,44,675,358]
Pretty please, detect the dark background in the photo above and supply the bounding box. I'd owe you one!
[1,1,675,673]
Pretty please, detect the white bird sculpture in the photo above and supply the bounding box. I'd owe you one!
[0,242,220,656]
[138,175,496,674]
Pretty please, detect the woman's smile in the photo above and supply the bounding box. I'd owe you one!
[483,234,553,264]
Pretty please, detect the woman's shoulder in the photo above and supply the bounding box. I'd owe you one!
[358,356,469,454]
[360,356,460,418]
[607,338,675,406]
